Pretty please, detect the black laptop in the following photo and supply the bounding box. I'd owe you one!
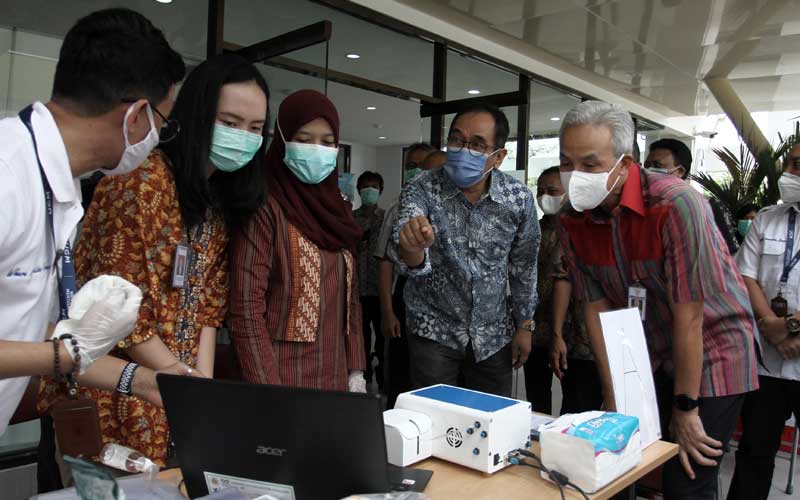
[158,374,432,499]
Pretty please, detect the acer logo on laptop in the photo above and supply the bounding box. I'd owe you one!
[256,446,287,457]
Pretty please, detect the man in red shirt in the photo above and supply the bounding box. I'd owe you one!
[558,101,759,500]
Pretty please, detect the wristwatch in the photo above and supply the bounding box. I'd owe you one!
[673,394,701,412]
[518,320,535,333]
[786,315,800,337]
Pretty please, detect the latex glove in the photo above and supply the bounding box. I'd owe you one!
[348,370,367,393]
[52,275,143,374]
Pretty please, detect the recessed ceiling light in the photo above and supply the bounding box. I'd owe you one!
[155,0,173,3]
[378,136,387,140]
[550,117,560,121]
[467,89,481,95]
[346,53,361,59]
[366,106,377,110]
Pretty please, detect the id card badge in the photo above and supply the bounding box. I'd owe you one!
[51,398,103,458]
[628,282,647,321]
[771,292,789,318]
[172,242,192,289]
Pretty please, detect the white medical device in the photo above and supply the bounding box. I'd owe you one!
[384,385,531,474]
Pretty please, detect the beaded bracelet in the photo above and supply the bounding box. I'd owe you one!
[50,337,62,382]
[58,334,81,399]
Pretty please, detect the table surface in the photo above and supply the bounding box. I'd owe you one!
[158,440,678,500]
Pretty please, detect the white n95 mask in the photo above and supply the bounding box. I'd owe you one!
[538,194,565,215]
[106,103,159,177]
[779,173,800,203]
[568,154,624,212]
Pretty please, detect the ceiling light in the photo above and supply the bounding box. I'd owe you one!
[155,0,173,3]
[378,136,387,140]
[550,117,560,121]
[366,106,377,110]
[467,89,480,95]
[346,53,361,59]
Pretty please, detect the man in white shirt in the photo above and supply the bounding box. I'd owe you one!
[728,143,800,499]
[0,8,188,436]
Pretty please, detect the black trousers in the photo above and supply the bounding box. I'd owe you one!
[523,348,603,415]
[654,370,745,500]
[407,334,512,397]
[361,295,384,388]
[559,358,603,415]
[727,375,800,500]
[524,346,553,414]
[386,277,410,409]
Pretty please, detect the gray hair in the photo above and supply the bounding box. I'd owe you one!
[560,100,634,158]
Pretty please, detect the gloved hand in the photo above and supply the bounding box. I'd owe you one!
[52,275,143,374]
[348,370,367,393]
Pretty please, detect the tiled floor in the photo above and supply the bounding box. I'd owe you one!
[719,446,799,499]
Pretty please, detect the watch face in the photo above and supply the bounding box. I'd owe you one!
[788,317,800,332]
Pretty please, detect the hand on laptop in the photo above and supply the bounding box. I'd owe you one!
[133,362,204,407]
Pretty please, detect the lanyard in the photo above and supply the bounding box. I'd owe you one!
[782,210,800,286]
[18,105,77,320]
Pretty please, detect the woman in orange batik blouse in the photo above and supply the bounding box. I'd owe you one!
[38,54,270,465]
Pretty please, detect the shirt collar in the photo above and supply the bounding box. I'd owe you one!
[440,168,461,200]
[618,163,645,216]
[29,102,77,204]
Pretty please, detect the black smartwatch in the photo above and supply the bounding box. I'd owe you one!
[673,394,701,411]
[785,315,800,337]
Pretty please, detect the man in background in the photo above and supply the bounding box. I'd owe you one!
[353,171,386,389]
[375,143,436,407]
[645,138,739,255]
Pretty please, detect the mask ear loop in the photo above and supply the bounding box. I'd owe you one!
[605,153,626,193]
[276,120,287,145]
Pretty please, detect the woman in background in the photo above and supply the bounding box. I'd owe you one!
[229,89,366,392]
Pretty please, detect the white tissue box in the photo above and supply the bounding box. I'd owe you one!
[540,411,642,493]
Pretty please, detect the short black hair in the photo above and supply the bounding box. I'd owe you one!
[160,54,270,232]
[406,142,435,159]
[449,103,510,149]
[736,204,760,219]
[649,139,692,179]
[539,166,560,178]
[53,8,185,116]
[357,171,384,192]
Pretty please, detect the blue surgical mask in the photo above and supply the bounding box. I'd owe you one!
[209,124,263,172]
[279,122,339,184]
[359,187,380,206]
[444,148,496,188]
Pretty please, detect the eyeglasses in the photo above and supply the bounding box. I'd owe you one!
[121,99,180,143]
[446,136,498,157]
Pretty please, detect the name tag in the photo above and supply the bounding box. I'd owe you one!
[172,243,191,289]
[628,282,647,321]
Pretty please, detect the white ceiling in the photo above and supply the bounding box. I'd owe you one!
[432,0,800,117]
[0,0,582,146]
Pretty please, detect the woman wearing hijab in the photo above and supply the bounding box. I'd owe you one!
[229,90,366,392]
[38,54,270,465]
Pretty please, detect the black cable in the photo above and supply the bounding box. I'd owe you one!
[511,449,591,500]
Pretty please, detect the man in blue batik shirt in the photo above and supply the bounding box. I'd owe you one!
[388,103,539,397]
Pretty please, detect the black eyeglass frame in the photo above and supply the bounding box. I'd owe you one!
[121,98,180,144]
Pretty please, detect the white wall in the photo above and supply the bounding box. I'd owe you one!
[374,146,405,209]
[0,27,60,118]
